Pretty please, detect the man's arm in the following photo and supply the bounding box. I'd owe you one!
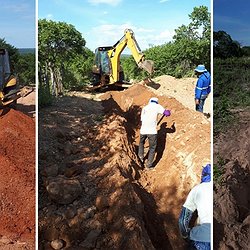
[158,104,171,117]
[178,206,193,239]
[195,77,203,100]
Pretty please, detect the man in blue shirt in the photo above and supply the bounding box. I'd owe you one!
[194,65,211,113]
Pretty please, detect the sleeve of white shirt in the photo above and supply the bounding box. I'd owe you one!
[183,186,197,212]
[158,104,165,114]
[141,107,145,121]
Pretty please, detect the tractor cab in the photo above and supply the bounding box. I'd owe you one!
[0,49,11,91]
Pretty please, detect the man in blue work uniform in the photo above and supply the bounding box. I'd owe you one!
[194,65,211,113]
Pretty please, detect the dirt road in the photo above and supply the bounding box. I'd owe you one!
[39,77,210,249]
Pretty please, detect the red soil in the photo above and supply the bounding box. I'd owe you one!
[0,108,35,248]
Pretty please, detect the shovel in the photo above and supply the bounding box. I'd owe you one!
[157,113,165,126]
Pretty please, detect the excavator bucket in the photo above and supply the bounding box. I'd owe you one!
[138,60,154,75]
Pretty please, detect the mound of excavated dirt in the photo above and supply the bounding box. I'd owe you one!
[17,88,36,118]
[213,109,250,249]
[39,83,210,249]
[0,109,35,249]
[143,75,211,114]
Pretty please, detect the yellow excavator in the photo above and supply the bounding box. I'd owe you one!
[92,29,154,88]
[0,48,32,107]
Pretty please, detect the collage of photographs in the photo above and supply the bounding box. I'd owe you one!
[0,0,249,249]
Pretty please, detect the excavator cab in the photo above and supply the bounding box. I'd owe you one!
[92,46,125,86]
[0,48,19,106]
[94,47,111,75]
[0,48,33,108]
[0,49,12,91]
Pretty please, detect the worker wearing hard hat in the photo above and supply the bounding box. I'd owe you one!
[194,65,211,113]
[178,164,212,249]
[138,97,171,169]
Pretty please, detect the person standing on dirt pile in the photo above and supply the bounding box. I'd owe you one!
[194,65,211,113]
[178,164,212,250]
[138,97,171,169]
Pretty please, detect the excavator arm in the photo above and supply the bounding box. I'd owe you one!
[107,29,154,83]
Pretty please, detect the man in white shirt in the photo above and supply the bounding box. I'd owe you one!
[138,97,171,169]
[178,164,212,249]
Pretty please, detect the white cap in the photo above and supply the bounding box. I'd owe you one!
[149,97,158,104]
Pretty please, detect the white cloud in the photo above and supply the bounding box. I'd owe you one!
[154,29,174,42]
[46,14,54,20]
[159,0,170,3]
[87,0,122,6]
[3,3,30,13]
[87,23,174,52]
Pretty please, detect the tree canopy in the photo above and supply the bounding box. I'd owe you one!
[38,19,93,102]
[214,31,243,58]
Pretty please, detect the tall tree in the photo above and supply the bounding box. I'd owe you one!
[214,31,242,58]
[173,5,211,71]
[38,19,86,96]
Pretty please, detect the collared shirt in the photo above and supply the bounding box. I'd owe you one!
[184,182,212,224]
[195,72,211,99]
[183,182,212,242]
[140,102,165,134]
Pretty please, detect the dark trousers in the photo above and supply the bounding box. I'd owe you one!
[138,134,157,168]
[196,98,207,113]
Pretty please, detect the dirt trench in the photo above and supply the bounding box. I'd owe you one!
[39,83,210,249]
[213,109,250,249]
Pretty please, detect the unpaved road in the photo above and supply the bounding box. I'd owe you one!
[39,76,210,249]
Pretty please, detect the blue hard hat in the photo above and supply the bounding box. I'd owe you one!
[195,65,207,73]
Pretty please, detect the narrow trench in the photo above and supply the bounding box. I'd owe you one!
[119,104,177,249]
[132,183,174,249]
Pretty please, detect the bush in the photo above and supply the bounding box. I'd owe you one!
[38,85,54,107]
[214,57,250,134]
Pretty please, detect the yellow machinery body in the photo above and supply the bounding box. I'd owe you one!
[92,29,154,87]
[0,48,32,107]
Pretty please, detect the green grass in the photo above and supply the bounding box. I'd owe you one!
[213,154,226,183]
[214,57,250,134]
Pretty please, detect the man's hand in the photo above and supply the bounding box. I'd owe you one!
[163,109,171,117]
[195,99,200,105]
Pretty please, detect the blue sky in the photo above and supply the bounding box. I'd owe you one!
[214,0,250,46]
[39,0,211,52]
[0,0,35,48]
